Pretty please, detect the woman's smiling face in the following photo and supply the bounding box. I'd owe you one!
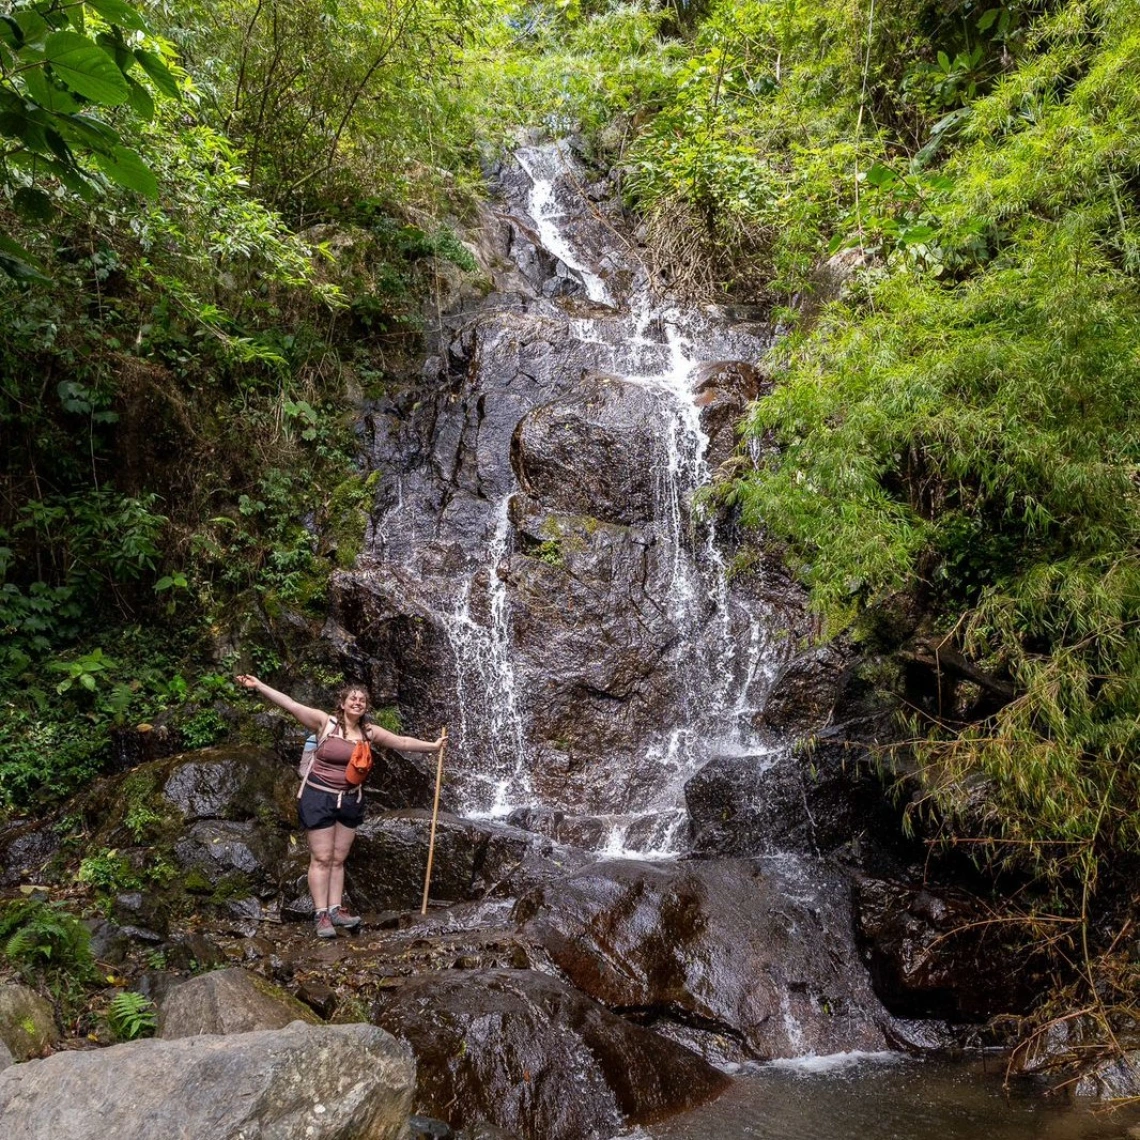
[340,688,369,719]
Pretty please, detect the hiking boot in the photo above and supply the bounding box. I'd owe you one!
[314,910,336,939]
[329,904,360,929]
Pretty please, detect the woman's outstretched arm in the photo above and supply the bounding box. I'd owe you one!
[366,723,444,753]
[235,674,328,734]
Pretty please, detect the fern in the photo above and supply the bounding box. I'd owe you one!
[1,900,96,982]
[107,991,157,1041]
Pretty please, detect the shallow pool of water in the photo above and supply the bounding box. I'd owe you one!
[632,1054,1140,1140]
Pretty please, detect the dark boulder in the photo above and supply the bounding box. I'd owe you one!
[692,360,769,470]
[173,820,287,894]
[516,856,890,1062]
[685,730,886,857]
[0,820,59,886]
[371,968,729,1140]
[500,510,688,812]
[854,874,1048,1020]
[758,643,851,737]
[346,811,542,912]
[161,746,291,823]
[511,375,666,527]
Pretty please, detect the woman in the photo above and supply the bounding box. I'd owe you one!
[235,674,443,939]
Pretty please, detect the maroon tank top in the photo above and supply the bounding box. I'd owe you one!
[308,723,368,790]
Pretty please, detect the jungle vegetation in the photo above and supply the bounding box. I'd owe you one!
[3,0,1139,1054]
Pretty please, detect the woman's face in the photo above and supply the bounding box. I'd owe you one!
[341,689,369,718]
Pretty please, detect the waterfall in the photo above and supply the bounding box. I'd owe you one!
[367,141,785,853]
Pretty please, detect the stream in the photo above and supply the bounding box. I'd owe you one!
[633,1056,1140,1140]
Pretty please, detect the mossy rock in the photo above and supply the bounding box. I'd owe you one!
[157,968,321,1038]
[0,984,59,1061]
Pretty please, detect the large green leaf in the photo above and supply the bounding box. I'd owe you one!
[85,0,148,33]
[133,49,179,99]
[23,65,82,114]
[125,75,154,121]
[57,112,120,150]
[43,30,130,106]
[93,144,158,197]
[0,16,24,49]
[0,233,50,283]
[13,9,50,47]
[2,111,49,156]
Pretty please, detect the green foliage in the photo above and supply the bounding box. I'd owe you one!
[0,899,96,985]
[176,707,227,749]
[0,628,237,810]
[120,770,174,842]
[721,0,1140,900]
[106,989,157,1040]
[372,705,403,734]
[535,538,565,567]
[0,709,113,809]
[472,2,682,143]
[0,0,180,277]
[174,0,486,216]
[77,848,141,894]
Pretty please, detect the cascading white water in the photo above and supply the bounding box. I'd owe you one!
[517,144,613,307]
[436,497,531,816]
[435,142,783,852]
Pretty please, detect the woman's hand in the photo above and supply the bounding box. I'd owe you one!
[235,674,260,690]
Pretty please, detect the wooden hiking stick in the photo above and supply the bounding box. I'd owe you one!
[421,726,448,915]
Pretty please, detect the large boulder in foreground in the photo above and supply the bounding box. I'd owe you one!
[516,856,890,1062]
[372,968,729,1140]
[0,1021,414,1140]
[158,967,320,1038]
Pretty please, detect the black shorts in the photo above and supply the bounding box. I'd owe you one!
[297,782,366,831]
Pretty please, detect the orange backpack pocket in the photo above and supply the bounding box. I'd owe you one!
[345,738,373,786]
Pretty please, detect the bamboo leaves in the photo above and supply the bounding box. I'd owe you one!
[729,0,1140,896]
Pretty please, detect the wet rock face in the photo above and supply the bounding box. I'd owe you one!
[693,360,770,470]
[685,730,886,857]
[370,968,730,1140]
[758,643,851,737]
[328,143,784,825]
[501,495,688,810]
[0,820,59,887]
[516,857,890,1062]
[173,819,287,895]
[162,746,287,822]
[511,374,667,526]
[853,874,1047,1020]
